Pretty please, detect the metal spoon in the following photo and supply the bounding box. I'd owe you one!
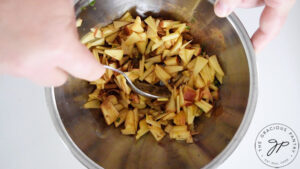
[103,65,171,99]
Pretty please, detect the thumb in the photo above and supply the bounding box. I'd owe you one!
[59,40,105,81]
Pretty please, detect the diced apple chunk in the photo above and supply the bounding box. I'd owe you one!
[159,20,180,28]
[84,100,100,109]
[76,18,83,27]
[136,119,149,140]
[137,40,148,54]
[131,16,144,33]
[148,125,165,141]
[104,49,123,61]
[179,48,194,66]
[121,110,136,135]
[173,111,186,125]
[145,16,157,31]
[164,66,184,74]
[195,100,213,113]
[102,24,119,37]
[166,94,176,113]
[125,32,141,45]
[120,11,133,22]
[115,74,131,94]
[169,125,192,141]
[155,65,171,82]
[114,109,128,127]
[169,36,182,56]
[87,38,105,48]
[100,100,119,125]
[208,55,224,76]
[80,32,95,44]
[113,21,130,29]
[193,57,208,75]
[164,57,178,66]
[162,33,180,41]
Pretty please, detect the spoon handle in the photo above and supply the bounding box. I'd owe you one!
[103,65,161,99]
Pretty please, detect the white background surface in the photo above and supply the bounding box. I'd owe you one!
[0,2,300,169]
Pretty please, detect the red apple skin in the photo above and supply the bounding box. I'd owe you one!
[183,86,196,102]
[184,101,193,106]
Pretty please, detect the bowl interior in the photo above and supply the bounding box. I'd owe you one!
[53,0,251,169]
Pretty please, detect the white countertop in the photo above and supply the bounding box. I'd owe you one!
[1,2,300,169]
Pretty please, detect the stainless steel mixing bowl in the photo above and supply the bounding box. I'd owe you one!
[45,0,258,168]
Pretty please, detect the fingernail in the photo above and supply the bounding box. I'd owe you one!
[215,0,230,17]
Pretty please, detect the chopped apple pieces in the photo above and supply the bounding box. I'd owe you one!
[83,12,224,144]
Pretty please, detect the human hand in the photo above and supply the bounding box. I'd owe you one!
[0,0,105,86]
[214,0,295,52]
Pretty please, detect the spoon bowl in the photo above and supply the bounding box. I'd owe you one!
[103,65,171,99]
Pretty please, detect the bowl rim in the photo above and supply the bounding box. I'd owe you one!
[45,6,258,169]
